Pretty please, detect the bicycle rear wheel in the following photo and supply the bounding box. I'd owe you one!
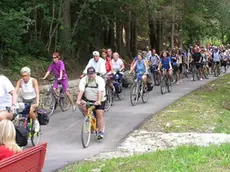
[81,116,91,148]
[117,84,125,100]
[41,91,56,116]
[203,67,209,79]
[104,86,112,112]
[31,120,41,146]
[160,76,166,94]
[59,92,70,112]
[130,83,139,106]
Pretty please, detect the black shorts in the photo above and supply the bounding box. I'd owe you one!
[83,98,105,110]
[221,61,227,67]
[178,64,182,74]
[172,64,178,72]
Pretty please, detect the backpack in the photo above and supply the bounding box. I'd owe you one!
[37,109,50,125]
[15,126,28,147]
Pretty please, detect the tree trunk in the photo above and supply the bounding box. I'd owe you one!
[131,14,137,57]
[116,23,122,55]
[156,20,161,54]
[125,11,131,57]
[108,22,115,50]
[148,16,157,51]
[61,0,71,59]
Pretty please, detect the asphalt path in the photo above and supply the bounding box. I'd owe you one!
[39,73,226,172]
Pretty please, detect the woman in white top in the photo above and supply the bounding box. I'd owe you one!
[15,67,40,132]
[111,52,125,72]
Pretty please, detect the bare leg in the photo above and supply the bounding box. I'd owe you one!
[96,110,104,132]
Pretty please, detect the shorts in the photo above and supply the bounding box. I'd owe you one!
[53,79,69,92]
[83,98,105,110]
[22,98,36,104]
[178,64,182,74]
[221,61,227,67]
[172,64,178,72]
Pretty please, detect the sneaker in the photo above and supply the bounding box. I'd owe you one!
[176,81,179,85]
[34,120,40,133]
[200,78,203,81]
[72,105,76,112]
[97,131,104,140]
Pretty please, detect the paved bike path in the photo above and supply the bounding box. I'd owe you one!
[41,74,226,172]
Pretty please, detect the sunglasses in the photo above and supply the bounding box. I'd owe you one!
[53,56,58,59]
[22,74,28,77]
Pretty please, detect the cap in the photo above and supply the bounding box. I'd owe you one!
[93,51,100,56]
[87,67,96,75]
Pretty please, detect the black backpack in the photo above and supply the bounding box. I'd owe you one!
[15,126,28,147]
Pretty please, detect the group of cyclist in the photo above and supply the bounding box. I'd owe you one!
[0,44,229,144]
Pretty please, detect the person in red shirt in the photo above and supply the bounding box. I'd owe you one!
[101,49,112,73]
[0,120,22,161]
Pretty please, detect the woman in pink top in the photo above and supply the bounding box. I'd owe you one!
[42,52,75,111]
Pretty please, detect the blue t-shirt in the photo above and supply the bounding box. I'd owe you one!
[136,60,146,74]
[161,57,171,70]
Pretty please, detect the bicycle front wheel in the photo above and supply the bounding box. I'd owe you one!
[154,71,161,86]
[59,92,70,112]
[41,91,56,116]
[31,120,41,146]
[104,86,112,112]
[81,116,91,148]
[130,83,138,106]
[160,76,166,94]
[141,86,149,103]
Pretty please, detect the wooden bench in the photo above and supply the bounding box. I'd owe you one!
[0,143,47,172]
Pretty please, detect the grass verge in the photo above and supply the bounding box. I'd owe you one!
[141,74,230,133]
[61,143,230,172]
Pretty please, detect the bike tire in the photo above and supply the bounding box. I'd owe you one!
[160,76,166,94]
[31,120,41,146]
[81,116,91,148]
[59,92,70,112]
[154,72,161,86]
[204,67,209,79]
[104,86,112,112]
[41,91,56,116]
[192,67,196,81]
[117,84,125,100]
[141,86,149,103]
[130,83,138,106]
[167,77,172,93]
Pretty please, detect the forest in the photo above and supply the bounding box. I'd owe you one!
[1,0,230,78]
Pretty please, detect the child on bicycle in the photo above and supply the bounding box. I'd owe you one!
[158,51,173,80]
[42,52,76,111]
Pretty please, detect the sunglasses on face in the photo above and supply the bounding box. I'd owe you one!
[53,56,58,59]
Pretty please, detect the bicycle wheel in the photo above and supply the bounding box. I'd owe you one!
[196,68,201,80]
[203,67,209,79]
[192,67,196,81]
[167,77,172,93]
[59,92,70,112]
[130,83,138,106]
[81,116,91,148]
[31,120,41,146]
[154,71,161,86]
[117,84,125,100]
[214,65,218,77]
[160,76,166,94]
[104,86,112,112]
[41,90,56,116]
[141,85,149,103]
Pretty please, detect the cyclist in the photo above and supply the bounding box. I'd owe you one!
[77,67,106,139]
[82,51,106,76]
[15,67,40,132]
[212,46,221,76]
[148,49,160,79]
[111,52,125,72]
[191,46,203,80]
[107,48,113,59]
[171,49,179,84]
[0,75,17,121]
[101,49,112,74]
[129,53,149,90]
[42,52,76,111]
[158,51,173,80]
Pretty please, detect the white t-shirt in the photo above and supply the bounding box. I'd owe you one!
[83,57,106,75]
[79,75,106,102]
[0,75,15,110]
[112,58,123,71]
[20,77,36,100]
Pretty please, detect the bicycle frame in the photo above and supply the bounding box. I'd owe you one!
[86,103,97,131]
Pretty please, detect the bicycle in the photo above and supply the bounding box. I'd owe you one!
[150,65,161,86]
[202,63,209,79]
[81,101,105,148]
[112,70,125,100]
[41,78,70,116]
[130,73,149,106]
[160,69,172,94]
[6,103,41,146]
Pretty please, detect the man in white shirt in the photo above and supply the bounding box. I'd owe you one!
[77,67,106,139]
[83,51,106,76]
[0,75,17,121]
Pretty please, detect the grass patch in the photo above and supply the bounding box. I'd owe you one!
[141,74,230,133]
[60,143,230,172]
